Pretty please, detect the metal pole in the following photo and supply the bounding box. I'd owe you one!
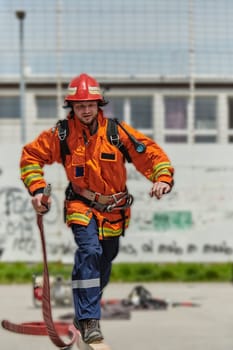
[56,0,63,120]
[16,10,26,144]
[188,0,195,144]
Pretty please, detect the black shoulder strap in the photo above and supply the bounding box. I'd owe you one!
[56,119,71,166]
[107,118,132,163]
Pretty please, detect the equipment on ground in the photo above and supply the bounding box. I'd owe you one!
[33,275,200,312]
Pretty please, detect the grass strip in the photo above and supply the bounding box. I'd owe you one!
[0,262,232,283]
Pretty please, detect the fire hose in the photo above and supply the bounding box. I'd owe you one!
[1,185,77,349]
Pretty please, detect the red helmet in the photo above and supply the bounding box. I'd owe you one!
[65,73,104,103]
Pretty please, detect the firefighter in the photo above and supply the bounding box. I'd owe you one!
[20,73,174,344]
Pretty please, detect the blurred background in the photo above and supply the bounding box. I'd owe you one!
[0,0,233,268]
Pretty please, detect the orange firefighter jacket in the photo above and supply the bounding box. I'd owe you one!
[20,110,174,239]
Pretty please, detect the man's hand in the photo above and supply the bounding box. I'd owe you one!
[31,193,51,215]
[149,182,171,200]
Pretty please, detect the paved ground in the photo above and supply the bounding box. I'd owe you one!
[0,282,233,350]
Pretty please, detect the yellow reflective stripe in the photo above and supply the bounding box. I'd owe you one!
[66,213,90,225]
[124,218,130,228]
[125,219,130,227]
[154,162,171,172]
[149,162,172,181]
[99,228,123,237]
[98,222,130,237]
[154,169,172,180]
[24,174,43,186]
[20,164,43,176]
[67,214,130,237]
[100,227,122,235]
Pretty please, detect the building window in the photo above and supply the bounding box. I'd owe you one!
[195,135,217,143]
[0,96,20,119]
[130,97,152,129]
[194,96,217,144]
[36,96,57,119]
[165,135,187,143]
[164,96,188,143]
[103,96,153,132]
[195,97,217,129]
[103,97,124,121]
[165,96,188,129]
[228,97,233,129]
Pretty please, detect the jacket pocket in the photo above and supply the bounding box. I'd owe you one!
[72,147,85,177]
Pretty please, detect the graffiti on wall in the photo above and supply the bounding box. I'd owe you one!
[1,145,233,262]
[0,186,76,261]
[118,239,233,260]
[0,187,34,256]
[1,182,233,263]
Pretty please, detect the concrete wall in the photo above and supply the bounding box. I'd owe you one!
[1,144,233,263]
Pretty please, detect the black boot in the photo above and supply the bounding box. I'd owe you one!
[74,318,104,344]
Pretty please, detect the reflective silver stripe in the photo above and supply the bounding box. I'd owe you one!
[72,278,100,289]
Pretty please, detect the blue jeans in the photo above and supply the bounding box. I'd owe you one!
[71,217,119,320]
